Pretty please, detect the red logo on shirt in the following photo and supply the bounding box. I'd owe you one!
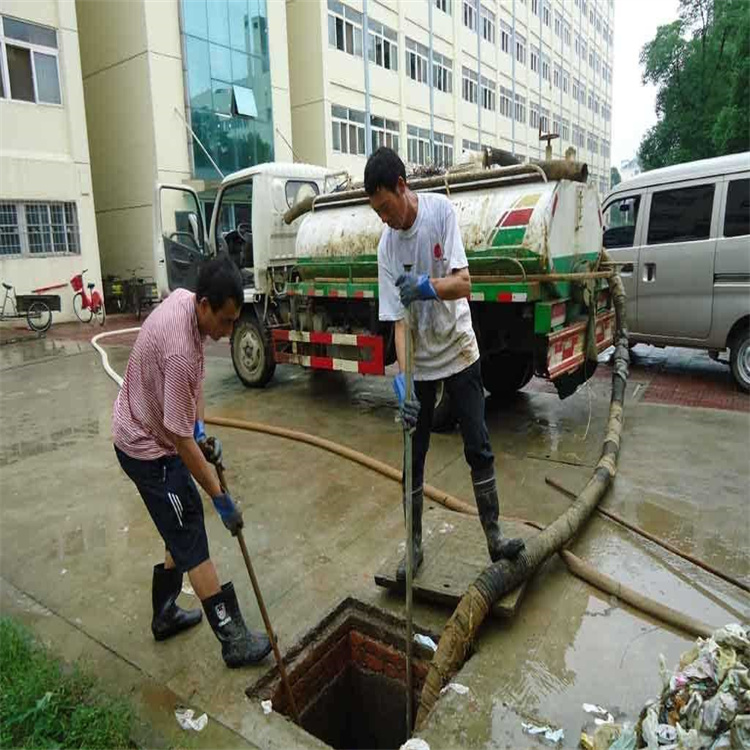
[433,243,443,259]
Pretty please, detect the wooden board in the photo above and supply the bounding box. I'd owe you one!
[375,507,534,619]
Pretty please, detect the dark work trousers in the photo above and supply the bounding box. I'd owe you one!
[406,358,494,492]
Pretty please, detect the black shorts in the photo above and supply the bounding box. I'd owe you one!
[115,446,209,573]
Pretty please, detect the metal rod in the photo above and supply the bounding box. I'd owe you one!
[216,465,300,724]
[403,265,414,739]
[172,106,224,180]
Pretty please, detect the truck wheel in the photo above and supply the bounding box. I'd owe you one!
[231,312,276,388]
[481,353,534,398]
[431,380,455,432]
[730,326,750,393]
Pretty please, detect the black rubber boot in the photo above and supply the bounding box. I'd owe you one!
[203,582,272,667]
[396,488,424,583]
[472,472,525,562]
[151,563,202,641]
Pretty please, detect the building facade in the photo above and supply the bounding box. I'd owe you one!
[0,0,102,322]
[287,0,614,195]
[76,0,292,282]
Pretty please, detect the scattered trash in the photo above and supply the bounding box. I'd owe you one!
[60,569,67,576]
[120,525,129,533]
[438,522,455,534]
[623,623,750,749]
[175,708,208,731]
[521,721,564,743]
[581,723,636,750]
[261,700,273,715]
[583,703,610,715]
[607,724,636,750]
[181,582,195,596]
[414,633,438,652]
[594,715,615,726]
[440,682,470,696]
[399,739,430,750]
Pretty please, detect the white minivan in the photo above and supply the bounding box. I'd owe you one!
[603,153,750,391]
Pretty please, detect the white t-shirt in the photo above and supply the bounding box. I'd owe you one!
[377,192,480,381]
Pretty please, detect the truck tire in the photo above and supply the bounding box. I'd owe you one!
[730,326,750,393]
[481,353,534,398]
[231,312,276,388]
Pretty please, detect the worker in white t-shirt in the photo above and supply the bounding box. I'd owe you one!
[365,147,525,581]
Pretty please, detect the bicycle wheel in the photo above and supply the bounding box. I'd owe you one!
[26,300,52,332]
[95,300,106,327]
[73,292,92,323]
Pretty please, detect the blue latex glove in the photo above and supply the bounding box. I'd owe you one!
[396,273,438,307]
[212,492,244,536]
[393,373,421,432]
[195,420,223,466]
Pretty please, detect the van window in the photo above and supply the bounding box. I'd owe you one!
[647,184,715,245]
[603,195,640,248]
[724,178,750,238]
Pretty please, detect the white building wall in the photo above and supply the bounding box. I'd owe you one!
[0,0,102,323]
[289,0,614,193]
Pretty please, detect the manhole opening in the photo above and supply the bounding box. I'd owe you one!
[247,598,439,750]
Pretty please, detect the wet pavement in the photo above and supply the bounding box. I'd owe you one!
[0,326,748,749]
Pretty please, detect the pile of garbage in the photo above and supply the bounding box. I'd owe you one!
[581,624,749,750]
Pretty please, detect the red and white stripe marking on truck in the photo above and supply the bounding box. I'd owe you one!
[547,310,615,379]
[271,330,384,375]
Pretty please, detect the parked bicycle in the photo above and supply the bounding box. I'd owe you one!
[71,269,106,326]
[125,267,159,321]
[0,282,54,332]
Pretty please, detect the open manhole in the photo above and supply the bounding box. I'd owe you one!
[247,597,439,749]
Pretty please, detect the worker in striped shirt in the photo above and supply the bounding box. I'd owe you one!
[113,255,271,667]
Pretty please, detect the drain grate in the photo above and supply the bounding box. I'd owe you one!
[247,598,439,749]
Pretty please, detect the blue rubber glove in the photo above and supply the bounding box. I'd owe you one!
[195,420,223,466]
[393,373,421,432]
[396,273,438,307]
[212,492,244,536]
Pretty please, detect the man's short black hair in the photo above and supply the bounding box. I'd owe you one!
[196,254,243,311]
[364,147,407,196]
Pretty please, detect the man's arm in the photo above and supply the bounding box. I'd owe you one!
[173,433,223,498]
[431,267,471,300]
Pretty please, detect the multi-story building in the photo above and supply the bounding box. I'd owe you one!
[0,0,102,322]
[288,0,614,195]
[75,0,293,282]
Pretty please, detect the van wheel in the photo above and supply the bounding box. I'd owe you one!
[231,312,276,388]
[730,327,750,393]
[481,353,534,398]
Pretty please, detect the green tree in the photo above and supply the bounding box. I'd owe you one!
[638,0,749,170]
[610,167,622,188]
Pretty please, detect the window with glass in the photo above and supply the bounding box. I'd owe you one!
[531,0,539,15]
[515,33,526,64]
[529,102,539,129]
[481,6,495,43]
[572,78,579,102]
[433,51,452,93]
[370,115,399,153]
[433,132,453,167]
[499,86,512,117]
[552,116,560,135]
[542,2,551,27]
[582,0,588,15]
[580,82,586,105]
[562,69,570,94]
[1,15,61,104]
[589,5,595,24]
[603,196,640,248]
[463,0,477,31]
[530,45,539,73]
[500,21,511,53]
[540,107,550,133]
[588,90,594,109]
[724,179,750,238]
[327,0,363,56]
[480,75,495,111]
[553,63,561,88]
[368,20,397,71]
[603,20,609,43]
[580,38,587,62]
[331,105,366,156]
[0,201,79,256]
[594,95,600,115]
[554,12,562,36]
[563,22,571,46]
[562,119,570,140]
[647,185,716,245]
[434,0,451,14]
[541,54,550,83]
[587,133,598,153]
[462,66,478,104]
[514,93,526,123]
[463,139,480,152]
[589,48,595,68]
[405,38,428,84]
[407,125,431,165]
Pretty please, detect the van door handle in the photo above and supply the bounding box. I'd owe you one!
[643,262,656,282]
[620,263,634,275]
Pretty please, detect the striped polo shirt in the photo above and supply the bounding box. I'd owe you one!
[113,288,205,460]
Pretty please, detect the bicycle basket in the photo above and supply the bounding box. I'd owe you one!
[70,274,83,292]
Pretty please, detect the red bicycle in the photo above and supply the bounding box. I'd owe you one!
[71,269,106,326]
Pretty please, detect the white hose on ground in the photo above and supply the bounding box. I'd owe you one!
[90,327,141,388]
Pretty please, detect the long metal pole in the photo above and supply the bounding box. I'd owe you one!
[216,465,300,725]
[363,0,372,156]
[403,264,415,739]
